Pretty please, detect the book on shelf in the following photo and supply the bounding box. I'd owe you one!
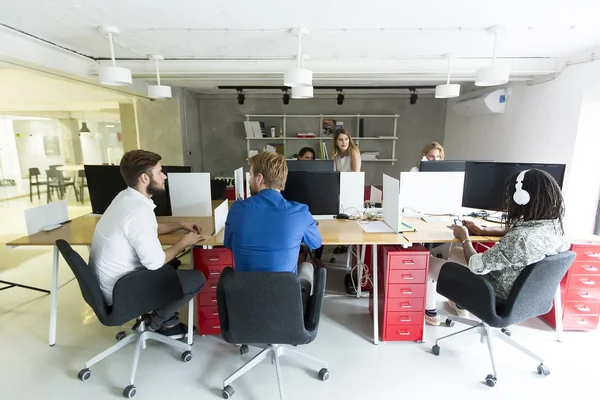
[297,132,316,138]
[360,151,380,160]
[320,142,329,160]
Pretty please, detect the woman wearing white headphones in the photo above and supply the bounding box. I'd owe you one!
[424,169,570,326]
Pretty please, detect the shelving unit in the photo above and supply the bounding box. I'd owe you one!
[245,114,400,165]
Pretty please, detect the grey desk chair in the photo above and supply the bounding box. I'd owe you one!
[56,240,194,399]
[431,251,576,387]
[217,267,329,400]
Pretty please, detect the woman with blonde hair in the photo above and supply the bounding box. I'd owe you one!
[332,129,361,172]
[410,141,445,172]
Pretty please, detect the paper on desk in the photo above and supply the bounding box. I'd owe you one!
[357,220,394,233]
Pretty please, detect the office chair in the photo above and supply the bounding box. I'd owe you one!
[217,267,329,400]
[56,240,194,398]
[28,167,46,202]
[431,251,576,387]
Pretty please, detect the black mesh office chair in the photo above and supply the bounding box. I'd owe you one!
[217,267,329,400]
[56,240,194,399]
[431,251,576,387]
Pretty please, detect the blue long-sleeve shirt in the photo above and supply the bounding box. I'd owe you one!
[224,189,322,273]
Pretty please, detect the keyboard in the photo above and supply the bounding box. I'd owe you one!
[313,215,335,220]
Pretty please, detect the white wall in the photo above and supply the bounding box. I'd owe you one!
[0,117,21,179]
[444,61,600,236]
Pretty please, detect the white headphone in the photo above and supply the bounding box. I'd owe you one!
[513,170,531,205]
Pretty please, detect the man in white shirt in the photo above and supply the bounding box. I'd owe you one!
[90,150,206,338]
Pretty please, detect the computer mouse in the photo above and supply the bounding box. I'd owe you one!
[336,213,350,219]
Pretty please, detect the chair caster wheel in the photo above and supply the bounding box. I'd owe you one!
[318,368,330,381]
[123,385,137,398]
[537,364,550,376]
[77,368,91,381]
[222,385,235,399]
[239,345,249,355]
[116,331,127,341]
[485,374,497,387]
[432,345,440,356]
[501,328,512,337]
[445,318,455,327]
[181,351,193,362]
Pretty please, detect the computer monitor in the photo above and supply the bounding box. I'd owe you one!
[462,162,566,211]
[282,171,340,215]
[420,160,467,172]
[286,160,334,172]
[84,164,192,216]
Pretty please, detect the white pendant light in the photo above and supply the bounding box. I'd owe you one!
[147,55,172,99]
[291,56,314,99]
[475,26,510,87]
[284,28,312,88]
[98,26,132,86]
[435,53,461,98]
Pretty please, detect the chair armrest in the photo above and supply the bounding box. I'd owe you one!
[436,262,497,321]
[111,265,183,319]
[304,268,327,332]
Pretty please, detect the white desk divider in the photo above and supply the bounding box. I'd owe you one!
[245,172,251,198]
[399,171,465,215]
[383,174,401,233]
[25,200,68,235]
[370,185,382,204]
[168,172,212,217]
[339,172,365,214]
[234,167,244,200]
[213,200,228,235]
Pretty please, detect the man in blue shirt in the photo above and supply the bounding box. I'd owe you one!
[224,152,322,273]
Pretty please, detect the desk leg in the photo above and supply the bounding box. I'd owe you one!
[554,286,563,342]
[356,246,362,298]
[372,244,379,345]
[49,245,59,346]
[187,298,194,346]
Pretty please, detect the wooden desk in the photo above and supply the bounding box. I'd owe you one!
[401,217,500,244]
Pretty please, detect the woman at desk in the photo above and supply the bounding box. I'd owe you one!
[424,169,570,326]
[332,129,361,172]
[410,141,444,172]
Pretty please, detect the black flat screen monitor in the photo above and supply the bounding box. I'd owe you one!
[84,165,192,216]
[282,171,340,215]
[420,160,467,172]
[286,160,334,172]
[462,162,566,211]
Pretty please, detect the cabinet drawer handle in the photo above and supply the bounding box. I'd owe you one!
[208,257,220,261]
[209,271,220,275]
[577,292,593,298]
[211,299,217,303]
[212,312,219,316]
[575,319,589,325]
[399,317,411,322]
[401,290,413,294]
[580,278,596,285]
[210,285,217,289]
[574,305,591,312]
[397,330,411,336]
[584,252,600,258]
[402,259,415,264]
[400,303,412,308]
[401,275,414,280]
[582,265,599,272]
[212,325,221,329]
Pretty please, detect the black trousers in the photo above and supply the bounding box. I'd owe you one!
[152,269,206,328]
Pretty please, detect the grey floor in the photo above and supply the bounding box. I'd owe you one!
[1,198,599,400]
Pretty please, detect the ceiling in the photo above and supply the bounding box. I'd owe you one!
[0,62,131,112]
[1,0,599,90]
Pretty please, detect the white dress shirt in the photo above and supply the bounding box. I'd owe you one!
[90,187,166,305]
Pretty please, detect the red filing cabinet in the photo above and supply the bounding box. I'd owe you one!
[369,245,430,342]
[541,242,600,331]
[193,247,234,335]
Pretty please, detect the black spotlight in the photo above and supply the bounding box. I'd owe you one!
[409,89,418,105]
[282,89,290,105]
[337,89,345,105]
[237,89,245,105]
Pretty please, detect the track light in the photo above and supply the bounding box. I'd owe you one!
[282,89,290,105]
[237,89,245,105]
[80,122,91,133]
[337,89,345,105]
[410,89,418,105]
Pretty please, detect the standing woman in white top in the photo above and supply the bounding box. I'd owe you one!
[332,129,361,172]
[409,141,445,172]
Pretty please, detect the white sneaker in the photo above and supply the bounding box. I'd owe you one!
[448,301,469,318]
[425,311,441,326]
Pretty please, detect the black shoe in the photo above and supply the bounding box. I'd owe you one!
[156,323,197,340]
